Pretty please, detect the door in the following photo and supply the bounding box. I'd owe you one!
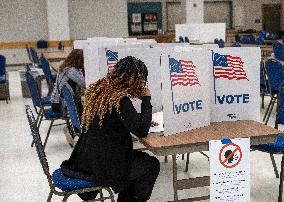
[167,2,183,32]
[262,4,281,35]
[204,1,232,29]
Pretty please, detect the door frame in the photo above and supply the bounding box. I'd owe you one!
[166,1,182,32]
[262,4,282,31]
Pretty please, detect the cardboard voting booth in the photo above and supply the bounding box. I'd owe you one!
[161,49,211,135]
[210,47,261,122]
[84,38,154,86]
[175,23,226,43]
[210,138,250,202]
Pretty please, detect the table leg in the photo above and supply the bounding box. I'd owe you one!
[172,154,178,202]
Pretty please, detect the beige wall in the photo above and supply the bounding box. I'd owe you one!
[0,0,48,42]
[68,0,128,39]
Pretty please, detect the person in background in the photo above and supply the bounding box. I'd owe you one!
[50,49,85,146]
[61,56,160,202]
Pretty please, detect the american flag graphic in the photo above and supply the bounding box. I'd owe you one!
[106,50,118,72]
[213,53,248,80]
[169,58,200,86]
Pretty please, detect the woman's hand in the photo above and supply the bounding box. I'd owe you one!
[139,88,151,99]
[150,121,159,127]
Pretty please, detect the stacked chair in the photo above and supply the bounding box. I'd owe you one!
[25,105,115,202]
[0,54,10,103]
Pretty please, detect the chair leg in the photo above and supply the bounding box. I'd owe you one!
[185,153,190,172]
[47,190,53,202]
[99,189,104,202]
[278,154,284,202]
[265,98,276,125]
[37,113,44,128]
[164,156,168,163]
[62,195,69,202]
[105,187,115,202]
[263,97,273,121]
[181,154,184,160]
[261,93,265,109]
[200,151,210,161]
[43,120,54,150]
[5,83,9,104]
[270,153,279,178]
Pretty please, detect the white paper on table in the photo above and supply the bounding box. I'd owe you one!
[149,111,164,133]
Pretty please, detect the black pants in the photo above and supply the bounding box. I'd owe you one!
[78,151,160,202]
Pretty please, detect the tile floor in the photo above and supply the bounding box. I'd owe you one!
[0,70,283,202]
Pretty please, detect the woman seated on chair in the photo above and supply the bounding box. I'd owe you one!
[50,49,85,146]
[50,49,85,114]
[61,56,160,202]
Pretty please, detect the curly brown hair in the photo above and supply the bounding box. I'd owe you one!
[59,49,84,73]
[81,56,148,131]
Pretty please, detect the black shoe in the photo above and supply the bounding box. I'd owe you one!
[78,190,99,201]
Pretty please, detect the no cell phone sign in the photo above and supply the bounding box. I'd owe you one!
[219,143,242,168]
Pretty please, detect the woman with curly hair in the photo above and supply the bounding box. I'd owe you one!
[61,56,160,202]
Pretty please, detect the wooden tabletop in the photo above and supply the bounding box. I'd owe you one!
[141,121,280,153]
[40,51,70,62]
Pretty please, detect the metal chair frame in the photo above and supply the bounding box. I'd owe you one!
[25,105,115,202]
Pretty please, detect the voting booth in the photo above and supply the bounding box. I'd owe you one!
[210,47,261,122]
[175,23,226,43]
[161,49,211,135]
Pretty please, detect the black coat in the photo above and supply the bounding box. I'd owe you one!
[61,96,152,193]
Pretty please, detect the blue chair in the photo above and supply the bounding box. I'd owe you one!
[0,55,10,103]
[218,39,225,48]
[273,42,284,61]
[259,31,266,40]
[62,85,82,136]
[25,67,65,149]
[231,42,241,47]
[29,47,40,67]
[184,36,190,43]
[256,37,265,45]
[263,59,284,125]
[40,56,56,93]
[25,105,115,202]
[179,36,184,43]
[235,35,241,43]
[37,40,48,49]
[214,38,219,44]
[267,33,278,40]
[251,84,284,202]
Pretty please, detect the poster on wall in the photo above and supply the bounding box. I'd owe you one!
[210,47,261,122]
[161,49,211,135]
